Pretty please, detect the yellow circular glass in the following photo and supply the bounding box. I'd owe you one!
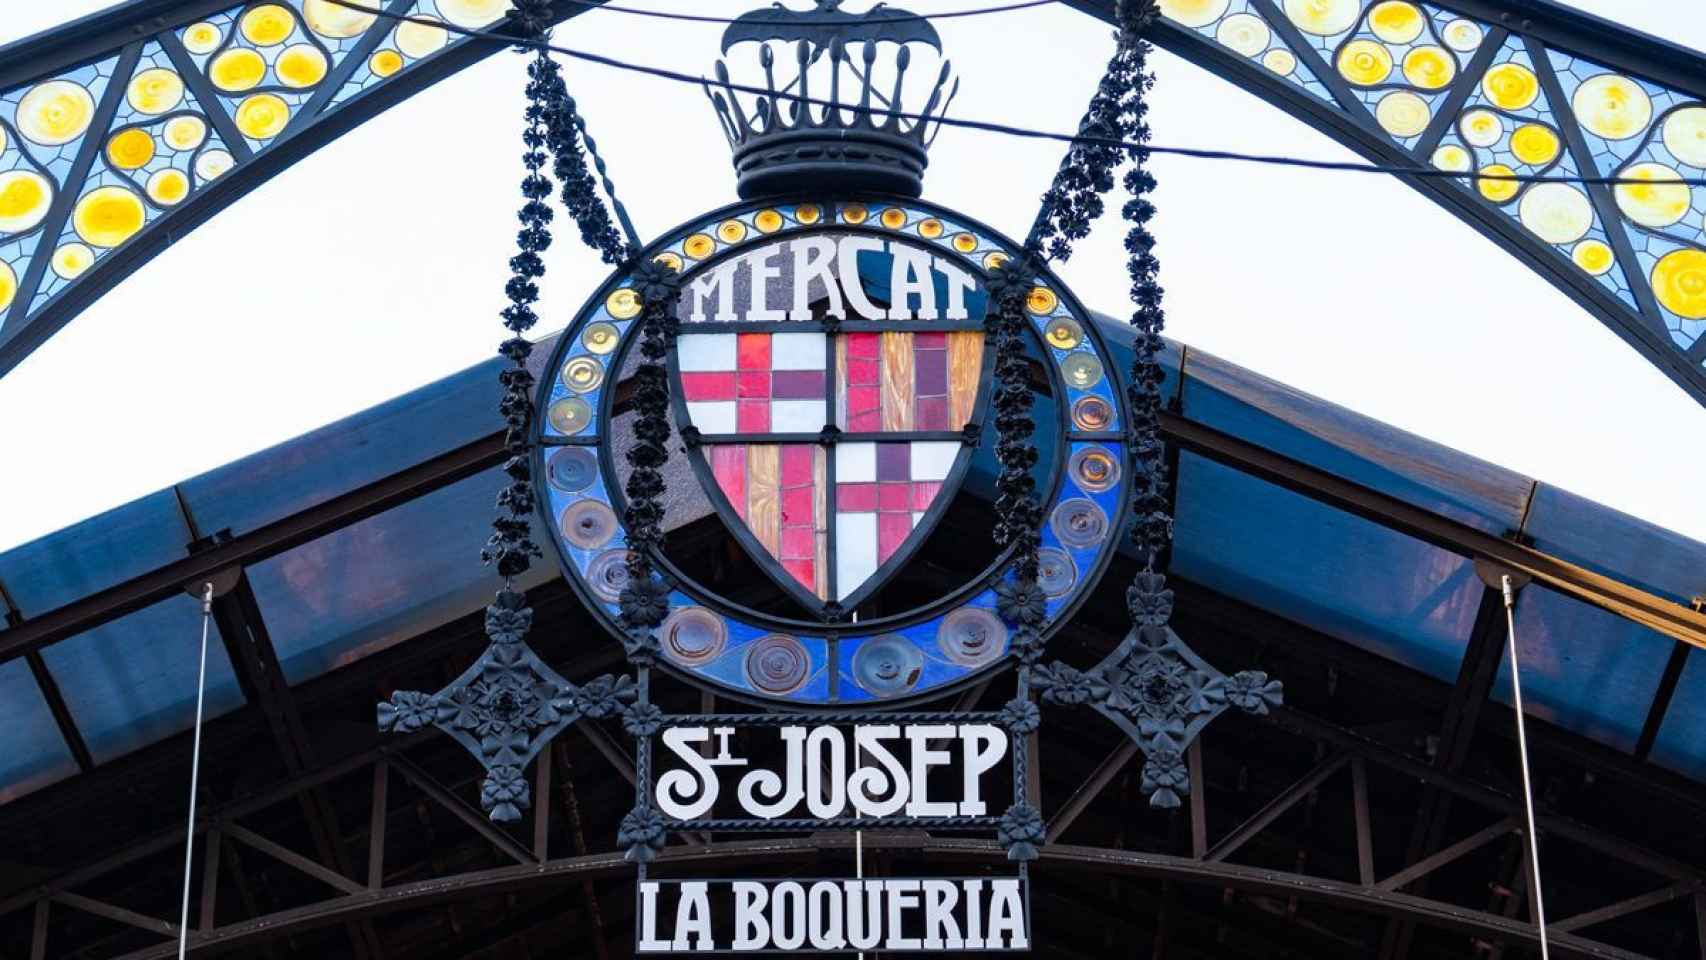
[1509,123,1560,166]
[128,68,184,115]
[106,128,155,170]
[1216,13,1269,57]
[438,0,511,28]
[147,168,191,206]
[1431,144,1471,172]
[241,4,296,45]
[794,203,822,224]
[0,262,13,312]
[183,22,222,54]
[880,207,907,229]
[370,49,404,77]
[236,94,291,140]
[1368,1,1424,43]
[164,115,207,151]
[1337,40,1392,86]
[562,356,605,394]
[582,322,621,354]
[1376,92,1430,138]
[1476,164,1519,203]
[195,149,235,181]
[51,243,94,280]
[396,18,448,58]
[277,44,329,88]
[1403,46,1455,90]
[1461,109,1502,147]
[841,203,869,224]
[73,186,146,248]
[717,219,747,243]
[754,209,784,233]
[1159,0,1229,28]
[606,287,643,319]
[547,397,593,435]
[303,0,376,37]
[1519,183,1593,245]
[0,170,52,233]
[1285,0,1358,36]
[1442,19,1482,52]
[1653,249,1706,319]
[918,218,944,238]
[653,251,684,272]
[1026,286,1058,315]
[1572,74,1652,141]
[1061,353,1104,388]
[1572,240,1614,276]
[683,234,716,259]
[952,232,978,253]
[18,80,95,146]
[1614,163,1690,228]
[1482,62,1539,111]
[1661,107,1706,168]
[1263,49,1297,76]
[983,251,1009,271]
[1044,317,1083,350]
[211,48,267,92]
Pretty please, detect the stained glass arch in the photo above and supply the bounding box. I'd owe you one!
[1,0,1705,406]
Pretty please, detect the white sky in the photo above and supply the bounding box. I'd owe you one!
[1,0,1704,554]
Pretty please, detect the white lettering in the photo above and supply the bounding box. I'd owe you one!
[808,881,846,950]
[672,882,713,951]
[746,246,785,322]
[922,879,963,950]
[771,881,806,949]
[884,879,922,950]
[988,879,1028,949]
[904,724,956,817]
[887,245,939,320]
[731,882,769,950]
[935,256,977,320]
[791,236,843,321]
[847,725,909,817]
[656,728,720,820]
[689,260,737,323]
[838,235,888,320]
[845,880,882,951]
[737,726,805,818]
[638,881,668,952]
[963,879,985,950]
[958,724,1007,816]
[805,726,847,819]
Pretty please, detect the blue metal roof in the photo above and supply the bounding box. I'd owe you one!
[1,315,1701,806]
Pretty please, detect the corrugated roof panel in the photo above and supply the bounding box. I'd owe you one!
[246,467,556,686]
[1522,483,1706,606]
[0,659,78,804]
[1172,452,1484,683]
[1651,647,1706,781]
[38,596,245,764]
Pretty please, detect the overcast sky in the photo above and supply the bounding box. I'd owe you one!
[2,0,1704,554]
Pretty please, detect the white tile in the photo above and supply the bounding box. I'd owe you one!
[836,442,876,482]
[770,332,827,370]
[836,512,878,600]
[677,334,736,372]
[912,511,926,526]
[770,399,826,433]
[910,441,960,481]
[686,401,736,433]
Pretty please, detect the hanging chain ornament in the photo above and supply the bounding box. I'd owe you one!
[377,0,656,823]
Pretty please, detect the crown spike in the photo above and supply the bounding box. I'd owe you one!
[793,39,812,125]
[714,60,755,139]
[760,44,781,133]
[883,44,911,132]
[926,73,959,147]
[826,39,846,129]
[856,41,879,128]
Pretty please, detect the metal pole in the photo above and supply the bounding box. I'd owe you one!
[1501,574,1550,960]
[178,582,215,959]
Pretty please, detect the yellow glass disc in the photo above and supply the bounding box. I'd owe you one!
[236,94,290,140]
[1461,108,1502,147]
[1477,164,1519,203]
[0,125,6,154]
[606,287,643,319]
[1284,0,1358,36]
[183,22,223,54]
[683,234,715,259]
[195,149,235,181]
[211,48,267,93]
[1216,13,1268,57]
[1509,123,1560,166]
[1159,0,1229,28]
[437,0,513,29]
[1442,19,1482,52]
[1376,92,1430,138]
[303,0,377,37]
[51,243,94,280]
[880,207,907,229]
[1369,1,1424,44]
[277,44,329,88]
[1045,317,1083,349]
[1653,249,1706,319]
[18,80,95,146]
[370,49,404,77]
[918,218,944,238]
[1337,40,1392,86]
[717,219,747,243]
[1572,239,1614,276]
[562,356,604,394]
[1482,62,1539,111]
[1432,144,1471,172]
[0,261,13,312]
[127,68,184,115]
[241,4,296,45]
[106,128,155,170]
[841,203,869,224]
[73,186,145,248]
[653,251,684,272]
[952,232,978,253]
[1573,74,1652,141]
[396,18,448,58]
[1263,49,1297,76]
[163,115,207,151]
[1403,46,1455,90]
[755,209,784,233]
[0,171,52,233]
[582,322,620,354]
[1026,286,1058,315]
[983,251,1009,271]
[794,203,821,224]
[1518,182,1593,245]
[146,167,190,206]
[1614,163,1690,228]
[1662,107,1706,168]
